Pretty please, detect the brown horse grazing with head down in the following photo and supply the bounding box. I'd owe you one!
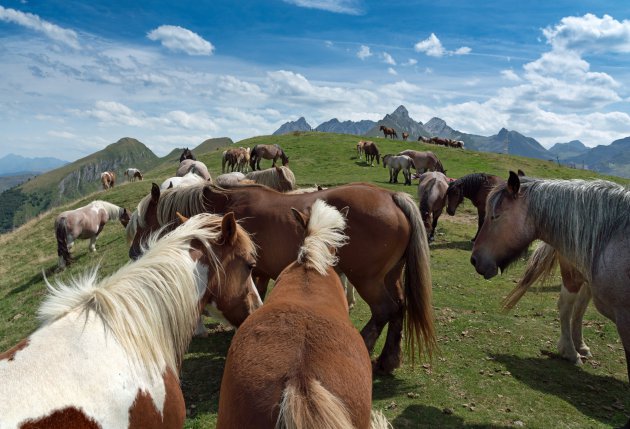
[0,211,261,429]
[245,165,296,192]
[417,171,449,242]
[356,140,370,160]
[249,144,289,171]
[217,200,390,429]
[179,147,196,162]
[363,141,380,166]
[471,172,630,429]
[402,132,409,141]
[380,125,398,139]
[131,182,436,374]
[398,149,445,174]
[446,173,504,241]
[100,171,116,190]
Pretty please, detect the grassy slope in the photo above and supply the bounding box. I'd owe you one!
[0,132,628,428]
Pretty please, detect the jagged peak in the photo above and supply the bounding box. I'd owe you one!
[392,105,409,117]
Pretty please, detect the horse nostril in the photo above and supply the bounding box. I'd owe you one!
[470,255,477,267]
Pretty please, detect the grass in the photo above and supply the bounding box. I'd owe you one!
[0,132,628,428]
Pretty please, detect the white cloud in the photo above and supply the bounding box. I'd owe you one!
[0,6,79,49]
[47,130,76,139]
[282,0,362,15]
[453,46,471,55]
[405,58,418,66]
[147,25,214,56]
[382,52,396,65]
[387,67,397,76]
[357,45,372,60]
[543,13,630,54]
[414,33,445,57]
[217,75,266,99]
[501,69,521,81]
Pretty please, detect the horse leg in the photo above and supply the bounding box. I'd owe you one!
[614,310,630,429]
[89,236,97,252]
[393,168,400,183]
[571,282,592,358]
[373,263,406,373]
[557,285,582,364]
[339,273,355,311]
[431,210,441,241]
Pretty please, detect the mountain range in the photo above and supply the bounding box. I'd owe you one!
[273,105,630,177]
[0,154,68,176]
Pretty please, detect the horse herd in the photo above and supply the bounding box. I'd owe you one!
[377,125,465,149]
[1,140,629,429]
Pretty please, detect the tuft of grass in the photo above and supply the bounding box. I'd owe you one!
[0,132,628,428]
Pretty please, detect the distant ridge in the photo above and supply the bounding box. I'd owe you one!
[315,118,375,135]
[548,140,589,160]
[0,154,67,176]
[273,117,312,135]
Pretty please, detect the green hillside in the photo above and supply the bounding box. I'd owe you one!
[0,132,627,428]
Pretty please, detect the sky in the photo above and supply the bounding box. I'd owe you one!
[0,1,629,161]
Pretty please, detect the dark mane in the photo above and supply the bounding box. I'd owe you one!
[449,173,492,198]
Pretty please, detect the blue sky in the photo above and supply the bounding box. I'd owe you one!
[1,0,629,160]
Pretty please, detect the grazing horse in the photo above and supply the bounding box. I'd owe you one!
[363,141,381,166]
[503,242,592,364]
[417,172,449,242]
[160,170,206,191]
[418,135,432,143]
[217,200,389,429]
[222,147,250,173]
[356,140,370,160]
[382,154,414,185]
[179,147,196,162]
[0,212,261,429]
[245,166,296,192]
[398,149,445,174]
[380,125,398,139]
[402,132,409,141]
[130,182,436,374]
[249,144,289,171]
[176,159,212,182]
[470,172,630,429]
[124,168,143,182]
[446,173,504,241]
[100,171,116,190]
[55,200,130,268]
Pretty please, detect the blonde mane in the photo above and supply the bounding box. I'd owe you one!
[39,213,239,380]
[245,166,296,192]
[91,200,124,221]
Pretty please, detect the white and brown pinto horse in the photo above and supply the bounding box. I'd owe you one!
[0,211,261,429]
[124,168,143,182]
[176,159,212,182]
[382,154,414,185]
[249,144,289,171]
[130,182,436,374]
[217,200,389,429]
[100,171,116,190]
[471,172,630,429]
[417,171,449,242]
[55,200,130,269]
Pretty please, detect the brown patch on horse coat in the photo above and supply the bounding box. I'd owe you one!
[19,407,101,429]
[128,369,186,428]
[0,338,29,362]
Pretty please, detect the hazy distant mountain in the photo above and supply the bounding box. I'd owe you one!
[482,128,551,160]
[365,105,431,140]
[0,154,67,176]
[315,118,375,135]
[548,140,589,160]
[273,117,312,135]
[424,117,456,137]
[565,137,630,177]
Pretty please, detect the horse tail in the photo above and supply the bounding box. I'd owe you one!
[435,158,445,173]
[221,150,227,173]
[419,178,436,218]
[276,378,354,429]
[502,242,558,310]
[370,410,392,429]
[55,217,71,266]
[392,192,436,363]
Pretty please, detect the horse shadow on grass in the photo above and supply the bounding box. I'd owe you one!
[430,240,474,252]
[492,353,630,427]
[392,404,511,428]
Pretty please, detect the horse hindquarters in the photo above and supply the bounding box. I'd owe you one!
[55,218,71,268]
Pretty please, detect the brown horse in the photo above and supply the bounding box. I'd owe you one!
[179,147,196,162]
[222,147,250,173]
[470,172,630,429]
[446,173,504,241]
[356,140,370,160]
[100,171,116,190]
[176,159,212,181]
[417,171,449,242]
[249,144,289,171]
[398,149,445,174]
[130,182,435,373]
[402,132,409,141]
[363,141,381,166]
[380,125,398,139]
[217,200,390,429]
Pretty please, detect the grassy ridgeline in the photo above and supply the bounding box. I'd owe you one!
[0,132,627,428]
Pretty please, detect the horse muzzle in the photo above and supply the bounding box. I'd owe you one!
[470,253,498,279]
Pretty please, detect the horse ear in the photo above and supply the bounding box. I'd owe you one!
[168,181,173,189]
[339,206,350,219]
[316,185,323,191]
[220,212,238,245]
[291,207,309,231]
[151,183,160,203]
[507,171,521,196]
[175,212,189,224]
[517,169,526,177]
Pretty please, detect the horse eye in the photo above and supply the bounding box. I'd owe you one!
[490,214,500,221]
[247,263,256,271]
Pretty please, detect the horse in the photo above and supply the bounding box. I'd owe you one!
[217,200,389,429]
[382,154,414,185]
[222,147,249,173]
[160,170,206,191]
[445,173,504,242]
[100,171,116,190]
[55,200,130,269]
[124,168,143,182]
[236,147,250,173]
[417,172,449,242]
[398,149,445,174]
[179,147,196,162]
[418,135,431,143]
[363,141,380,166]
[470,172,630,429]
[502,242,592,365]
[130,182,436,374]
[379,125,398,139]
[249,144,289,171]
[356,140,370,160]
[0,211,261,428]
[215,172,248,187]
[176,159,212,182]
[245,166,296,192]
[402,132,409,141]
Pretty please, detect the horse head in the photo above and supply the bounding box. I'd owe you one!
[445,182,463,216]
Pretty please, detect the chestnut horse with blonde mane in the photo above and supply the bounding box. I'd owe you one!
[130,182,435,373]
[1,212,261,429]
[100,171,116,190]
[217,200,390,429]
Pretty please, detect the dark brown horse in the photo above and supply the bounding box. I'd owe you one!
[363,141,380,166]
[217,200,390,429]
[179,147,196,162]
[380,125,398,139]
[249,144,289,171]
[130,182,436,373]
[446,173,504,241]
